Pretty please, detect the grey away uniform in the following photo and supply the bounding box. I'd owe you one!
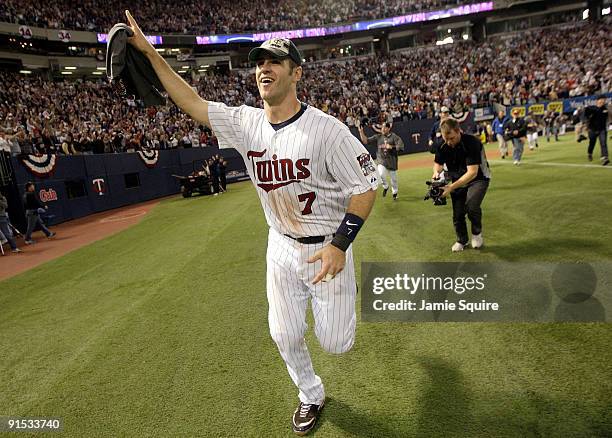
[369,132,404,196]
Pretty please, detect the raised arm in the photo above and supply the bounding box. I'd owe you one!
[125,11,210,128]
[357,125,369,145]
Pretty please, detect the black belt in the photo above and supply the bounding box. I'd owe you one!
[284,234,328,244]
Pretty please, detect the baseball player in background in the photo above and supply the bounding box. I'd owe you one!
[125,11,378,436]
[358,122,404,200]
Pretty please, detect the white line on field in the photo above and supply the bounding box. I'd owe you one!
[489,160,612,169]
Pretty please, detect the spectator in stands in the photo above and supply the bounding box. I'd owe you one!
[0,21,610,153]
[23,181,56,244]
[0,0,479,35]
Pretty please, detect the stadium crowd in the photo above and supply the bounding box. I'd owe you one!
[1,0,478,34]
[1,22,610,155]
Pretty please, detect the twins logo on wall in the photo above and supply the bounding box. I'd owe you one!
[137,150,159,168]
[92,178,106,196]
[20,154,58,177]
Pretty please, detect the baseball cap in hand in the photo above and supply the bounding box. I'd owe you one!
[440,106,450,113]
[248,38,302,66]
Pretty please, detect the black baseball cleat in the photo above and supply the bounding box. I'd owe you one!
[393,193,398,201]
[588,154,593,162]
[382,188,388,197]
[603,158,610,166]
[292,401,324,436]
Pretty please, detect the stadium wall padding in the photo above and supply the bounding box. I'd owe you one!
[349,114,475,157]
[12,147,247,226]
[10,116,475,227]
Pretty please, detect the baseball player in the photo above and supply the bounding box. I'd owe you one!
[125,11,378,436]
[358,122,404,200]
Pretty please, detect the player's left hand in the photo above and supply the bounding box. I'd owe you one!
[308,244,346,284]
[441,184,453,198]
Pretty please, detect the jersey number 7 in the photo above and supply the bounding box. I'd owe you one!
[298,192,316,215]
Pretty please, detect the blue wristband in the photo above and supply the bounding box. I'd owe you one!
[331,213,365,251]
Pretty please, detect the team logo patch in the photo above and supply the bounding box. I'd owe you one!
[357,153,376,177]
[137,150,159,168]
[20,154,57,178]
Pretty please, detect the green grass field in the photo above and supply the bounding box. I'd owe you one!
[1,134,611,437]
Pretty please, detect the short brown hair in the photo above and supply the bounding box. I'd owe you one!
[440,118,460,133]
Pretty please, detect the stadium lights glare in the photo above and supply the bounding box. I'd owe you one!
[155,48,164,52]
[602,6,610,15]
[92,71,103,75]
[436,37,454,46]
[373,38,380,42]
[582,9,589,19]
[19,70,32,74]
[96,66,106,70]
[448,29,452,33]
[61,71,73,75]
[64,66,77,70]
[462,34,469,40]
[200,64,210,68]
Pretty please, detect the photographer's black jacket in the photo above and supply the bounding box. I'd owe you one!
[584,105,608,131]
[435,134,491,182]
[505,117,527,138]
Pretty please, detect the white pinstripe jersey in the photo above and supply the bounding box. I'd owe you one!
[208,102,378,237]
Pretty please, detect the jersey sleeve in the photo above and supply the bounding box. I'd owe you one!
[326,128,379,196]
[207,102,246,151]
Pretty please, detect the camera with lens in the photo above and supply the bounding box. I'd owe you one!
[424,177,448,206]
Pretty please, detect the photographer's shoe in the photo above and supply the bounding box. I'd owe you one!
[382,188,388,197]
[603,158,610,166]
[471,234,484,249]
[292,401,324,436]
[451,242,465,252]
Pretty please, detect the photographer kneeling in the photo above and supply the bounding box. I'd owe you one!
[433,119,491,252]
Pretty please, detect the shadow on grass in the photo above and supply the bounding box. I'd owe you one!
[321,396,405,438]
[319,356,611,437]
[414,356,473,438]
[486,238,611,261]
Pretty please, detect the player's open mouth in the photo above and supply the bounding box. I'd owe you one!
[261,77,274,86]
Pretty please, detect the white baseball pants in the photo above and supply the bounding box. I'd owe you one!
[377,164,398,195]
[266,227,357,405]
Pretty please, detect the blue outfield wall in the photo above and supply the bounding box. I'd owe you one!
[12,147,247,226]
[10,115,474,227]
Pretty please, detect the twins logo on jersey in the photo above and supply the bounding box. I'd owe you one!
[246,149,311,193]
[357,153,376,177]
